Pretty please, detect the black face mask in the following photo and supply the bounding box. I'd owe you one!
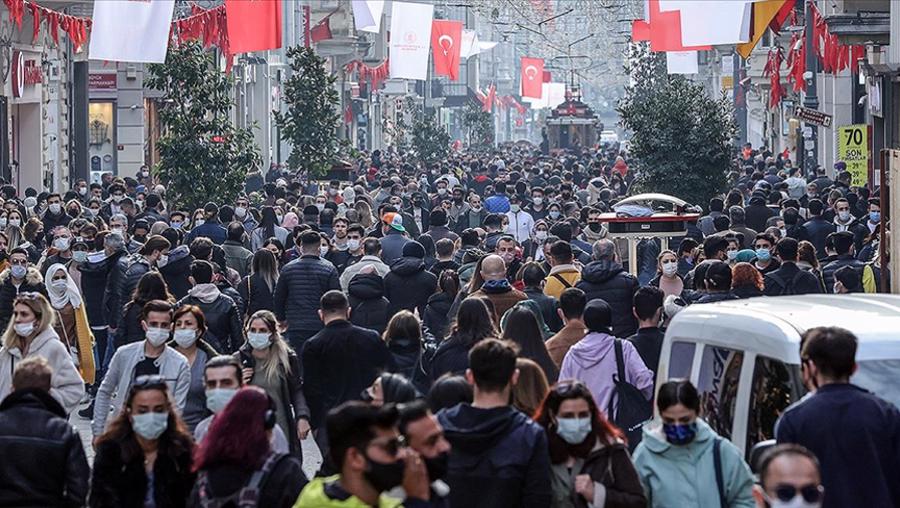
[425,451,449,481]
[588,223,602,233]
[364,455,406,492]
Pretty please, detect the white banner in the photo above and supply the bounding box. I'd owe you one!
[89,0,176,63]
[389,1,434,80]
[522,82,565,109]
[659,0,753,46]
[460,30,478,59]
[352,0,386,33]
[666,51,698,74]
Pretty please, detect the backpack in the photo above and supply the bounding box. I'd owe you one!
[606,339,652,452]
[196,452,286,508]
[765,270,807,296]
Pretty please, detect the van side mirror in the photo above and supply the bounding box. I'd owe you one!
[749,439,776,474]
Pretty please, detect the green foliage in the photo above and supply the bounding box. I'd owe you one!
[412,112,450,165]
[617,42,736,207]
[463,102,494,151]
[146,41,261,212]
[274,46,341,177]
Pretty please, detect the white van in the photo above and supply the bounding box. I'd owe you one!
[657,294,900,458]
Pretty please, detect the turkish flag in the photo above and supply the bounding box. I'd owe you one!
[520,57,544,99]
[635,0,710,53]
[431,20,463,81]
[225,0,282,53]
[483,84,496,113]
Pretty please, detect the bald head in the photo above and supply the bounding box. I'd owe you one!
[480,254,507,281]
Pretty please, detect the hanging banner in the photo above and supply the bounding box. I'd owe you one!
[520,57,544,99]
[88,0,175,63]
[225,0,283,54]
[837,124,869,186]
[666,50,698,74]
[352,0,385,33]
[431,20,463,81]
[659,0,753,47]
[389,1,434,81]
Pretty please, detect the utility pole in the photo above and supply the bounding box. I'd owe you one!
[803,0,819,174]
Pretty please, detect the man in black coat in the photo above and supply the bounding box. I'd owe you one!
[821,231,865,291]
[776,327,900,508]
[0,357,89,506]
[176,260,243,354]
[575,239,639,337]
[763,238,823,296]
[744,192,776,233]
[800,199,835,260]
[384,241,437,318]
[626,287,665,381]
[521,262,561,332]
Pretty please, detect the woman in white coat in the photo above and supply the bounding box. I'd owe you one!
[0,292,84,413]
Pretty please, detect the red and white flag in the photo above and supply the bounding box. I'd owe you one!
[482,83,496,112]
[520,57,544,99]
[226,0,283,54]
[431,20,463,81]
[89,0,175,63]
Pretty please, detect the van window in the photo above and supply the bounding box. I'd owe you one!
[854,360,900,410]
[746,356,804,453]
[697,345,743,440]
[669,341,695,379]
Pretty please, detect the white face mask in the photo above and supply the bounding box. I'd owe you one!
[145,327,170,347]
[319,245,329,257]
[234,206,247,218]
[51,279,68,290]
[534,230,548,241]
[194,219,205,227]
[173,328,197,348]
[8,218,20,228]
[53,237,70,252]
[662,261,678,276]
[48,203,61,214]
[157,254,169,268]
[14,321,34,337]
[248,332,271,350]
[838,210,851,222]
[347,239,360,251]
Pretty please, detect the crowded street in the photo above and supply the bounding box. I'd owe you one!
[0,0,898,507]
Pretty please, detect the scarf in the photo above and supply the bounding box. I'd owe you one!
[188,283,221,304]
[44,263,82,310]
[482,279,511,291]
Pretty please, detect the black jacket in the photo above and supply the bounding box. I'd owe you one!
[821,254,866,291]
[763,262,823,296]
[176,292,243,354]
[423,292,454,340]
[158,246,192,300]
[745,198,776,232]
[347,272,390,336]
[238,273,275,317]
[108,254,153,330]
[801,216,836,260]
[89,437,195,508]
[575,260,639,337]
[387,336,436,395]
[429,336,474,382]
[0,389,89,507]
[301,320,394,428]
[115,302,147,349]
[695,291,740,304]
[274,255,340,333]
[523,287,562,332]
[190,456,307,508]
[384,256,437,317]
[0,267,47,332]
[437,404,551,508]
[776,384,900,508]
[626,327,664,380]
[79,249,126,328]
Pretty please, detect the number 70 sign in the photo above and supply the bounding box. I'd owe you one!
[837,125,868,186]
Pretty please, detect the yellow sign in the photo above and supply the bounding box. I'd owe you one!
[721,76,733,90]
[837,124,868,186]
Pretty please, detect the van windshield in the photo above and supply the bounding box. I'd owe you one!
[853,360,900,409]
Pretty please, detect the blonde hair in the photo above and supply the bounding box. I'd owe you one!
[2,292,55,351]
[244,310,292,385]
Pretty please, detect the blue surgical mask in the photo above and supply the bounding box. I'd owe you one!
[248,332,271,350]
[549,210,561,219]
[131,412,168,440]
[205,388,238,414]
[662,421,698,445]
[10,265,26,279]
[556,417,592,445]
[755,248,771,262]
[870,211,881,223]
[170,221,183,230]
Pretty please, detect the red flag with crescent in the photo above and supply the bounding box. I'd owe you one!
[431,20,463,81]
[521,57,544,99]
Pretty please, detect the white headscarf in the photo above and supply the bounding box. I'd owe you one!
[44,263,82,310]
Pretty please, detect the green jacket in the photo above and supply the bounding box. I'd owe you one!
[294,476,402,508]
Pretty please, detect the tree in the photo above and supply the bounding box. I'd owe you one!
[411,111,450,165]
[617,42,736,207]
[146,41,261,212]
[274,46,341,177]
[463,102,494,151]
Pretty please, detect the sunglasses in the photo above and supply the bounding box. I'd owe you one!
[368,435,407,457]
[767,484,824,504]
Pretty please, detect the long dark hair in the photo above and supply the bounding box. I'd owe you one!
[251,248,279,291]
[95,378,193,464]
[501,306,558,381]
[534,380,624,464]
[259,206,278,240]
[193,386,271,471]
[449,298,496,345]
[127,272,174,312]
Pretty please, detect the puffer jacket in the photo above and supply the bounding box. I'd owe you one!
[744,196,776,232]
[347,272,390,336]
[383,256,437,317]
[274,255,340,333]
[107,254,153,330]
[79,249,126,328]
[0,266,47,331]
[0,389,89,507]
[0,327,84,414]
[159,245,192,300]
[176,286,243,354]
[575,260,639,337]
[821,254,866,291]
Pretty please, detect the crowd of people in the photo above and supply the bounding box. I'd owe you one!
[0,144,895,508]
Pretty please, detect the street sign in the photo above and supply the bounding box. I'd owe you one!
[837,124,869,185]
[793,106,832,128]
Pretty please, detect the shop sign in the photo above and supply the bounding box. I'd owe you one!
[11,51,42,98]
[89,73,117,91]
[837,124,868,186]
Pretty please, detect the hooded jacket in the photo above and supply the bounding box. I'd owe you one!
[158,245,193,299]
[423,291,454,340]
[348,272,390,336]
[0,326,84,414]
[384,256,437,317]
[632,420,755,508]
[437,404,551,508]
[0,266,47,332]
[559,332,653,416]
[575,261,639,337]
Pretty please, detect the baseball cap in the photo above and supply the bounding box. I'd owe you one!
[382,212,405,232]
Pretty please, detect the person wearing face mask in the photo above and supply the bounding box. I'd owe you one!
[175,261,243,354]
[107,235,171,342]
[633,380,755,508]
[753,444,824,508]
[546,203,563,224]
[395,401,453,507]
[90,375,196,508]
[830,198,867,252]
[535,380,646,508]
[40,194,69,243]
[40,226,74,274]
[0,248,47,333]
[236,309,310,462]
[0,292,84,413]
[776,327,900,508]
[504,195,535,244]
[92,300,190,439]
[43,263,95,387]
[650,250,685,299]
[168,305,219,431]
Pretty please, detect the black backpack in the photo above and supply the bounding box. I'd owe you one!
[766,270,807,296]
[606,339,652,451]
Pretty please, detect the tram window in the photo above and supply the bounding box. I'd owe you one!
[746,356,804,454]
[668,341,695,379]
[697,345,743,440]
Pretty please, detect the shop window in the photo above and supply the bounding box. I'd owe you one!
[746,356,804,453]
[697,345,743,440]
[668,341,695,379]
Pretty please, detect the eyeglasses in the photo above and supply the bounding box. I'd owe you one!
[368,435,407,456]
[767,484,824,504]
